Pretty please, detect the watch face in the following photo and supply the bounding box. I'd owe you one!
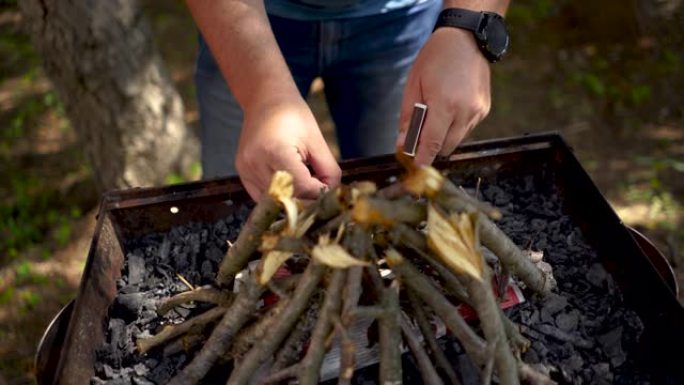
[477,13,509,62]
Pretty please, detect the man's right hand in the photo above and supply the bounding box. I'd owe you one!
[236,98,341,201]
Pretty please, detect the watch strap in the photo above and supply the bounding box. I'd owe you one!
[434,8,482,32]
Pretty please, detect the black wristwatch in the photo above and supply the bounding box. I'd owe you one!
[434,8,510,63]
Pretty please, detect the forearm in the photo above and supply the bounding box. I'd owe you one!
[186,0,300,113]
[442,0,510,15]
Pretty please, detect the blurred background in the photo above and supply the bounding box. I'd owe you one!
[0,0,682,383]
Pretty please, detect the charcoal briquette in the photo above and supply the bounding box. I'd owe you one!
[132,377,155,385]
[555,309,580,332]
[586,263,608,287]
[201,260,214,281]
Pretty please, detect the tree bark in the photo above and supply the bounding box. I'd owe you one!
[20,0,192,191]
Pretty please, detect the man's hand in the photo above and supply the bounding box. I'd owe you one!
[397,27,491,165]
[236,98,341,201]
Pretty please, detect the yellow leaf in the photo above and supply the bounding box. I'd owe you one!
[402,166,444,197]
[350,181,378,204]
[267,171,299,234]
[295,211,316,238]
[257,250,292,285]
[312,242,370,269]
[268,171,294,200]
[351,196,394,226]
[426,204,483,280]
[280,197,298,234]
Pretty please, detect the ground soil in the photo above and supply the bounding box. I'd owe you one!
[0,1,682,384]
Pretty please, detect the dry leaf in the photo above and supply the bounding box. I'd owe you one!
[402,165,444,197]
[312,236,370,269]
[350,181,378,204]
[257,250,292,285]
[426,204,483,281]
[267,171,298,233]
[351,196,394,226]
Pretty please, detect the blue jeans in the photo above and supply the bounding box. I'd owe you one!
[195,1,441,178]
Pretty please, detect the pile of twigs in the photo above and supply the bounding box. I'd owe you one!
[136,159,557,385]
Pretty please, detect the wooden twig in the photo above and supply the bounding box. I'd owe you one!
[377,181,406,200]
[400,312,444,385]
[481,341,495,385]
[157,286,231,315]
[387,254,486,360]
[379,280,402,385]
[462,267,519,385]
[167,276,264,385]
[334,316,356,385]
[298,269,347,385]
[407,290,461,385]
[163,333,204,356]
[352,196,427,226]
[262,365,299,385]
[342,266,363,318]
[217,196,281,286]
[477,216,555,295]
[227,262,326,385]
[228,297,290,359]
[518,363,557,385]
[392,223,529,354]
[137,305,226,354]
[271,296,321,372]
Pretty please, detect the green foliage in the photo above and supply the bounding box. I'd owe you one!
[0,286,14,305]
[19,289,41,313]
[164,161,202,185]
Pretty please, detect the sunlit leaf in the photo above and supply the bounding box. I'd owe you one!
[350,181,378,204]
[312,236,370,269]
[426,204,483,280]
[267,171,298,233]
[257,250,292,285]
[402,165,444,197]
[351,196,394,226]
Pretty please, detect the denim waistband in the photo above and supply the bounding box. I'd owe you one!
[265,0,437,20]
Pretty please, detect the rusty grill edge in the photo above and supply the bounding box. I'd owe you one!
[42,133,684,384]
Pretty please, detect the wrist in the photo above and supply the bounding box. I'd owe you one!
[241,86,304,117]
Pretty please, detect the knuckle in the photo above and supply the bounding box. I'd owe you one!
[424,139,443,156]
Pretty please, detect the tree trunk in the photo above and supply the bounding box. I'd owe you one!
[19,0,191,191]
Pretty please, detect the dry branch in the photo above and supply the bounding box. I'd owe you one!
[226,262,325,385]
[400,312,444,385]
[137,305,226,354]
[407,290,461,385]
[379,280,402,385]
[167,276,264,385]
[298,269,347,385]
[157,286,231,315]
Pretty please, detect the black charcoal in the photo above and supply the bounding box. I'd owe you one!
[586,263,608,287]
[127,253,145,286]
[91,171,650,384]
[555,309,579,332]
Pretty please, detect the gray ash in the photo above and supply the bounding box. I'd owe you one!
[92,172,651,384]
